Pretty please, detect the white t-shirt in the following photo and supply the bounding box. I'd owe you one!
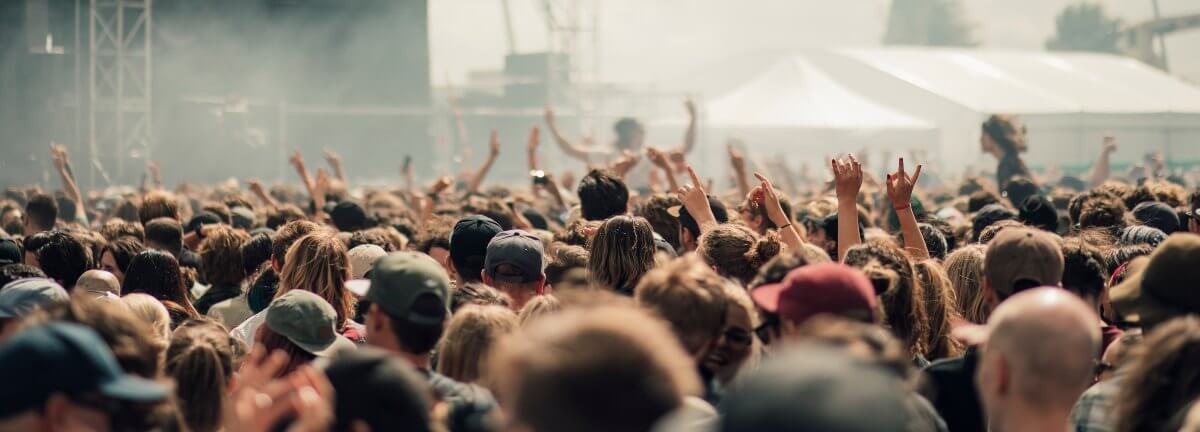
[230,310,267,347]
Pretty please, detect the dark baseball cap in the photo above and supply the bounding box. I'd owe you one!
[1111,234,1200,330]
[230,206,256,230]
[264,290,355,357]
[451,215,502,254]
[325,346,433,432]
[0,237,20,265]
[720,343,911,432]
[363,252,452,325]
[751,263,878,326]
[485,230,545,283]
[0,322,168,417]
[985,228,1063,300]
[186,211,222,235]
[0,277,69,319]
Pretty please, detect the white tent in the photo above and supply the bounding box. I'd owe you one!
[806,48,1200,175]
[650,56,937,179]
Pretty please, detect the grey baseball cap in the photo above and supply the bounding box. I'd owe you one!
[363,252,451,325]
[484,230,545,283]
[0,278,69,319]
[265,290,355,357]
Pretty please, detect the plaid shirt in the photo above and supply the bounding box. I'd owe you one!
[1071,373,1124,432]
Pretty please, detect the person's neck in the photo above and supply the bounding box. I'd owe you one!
[993,407,1071,432]
[399,350,432,370]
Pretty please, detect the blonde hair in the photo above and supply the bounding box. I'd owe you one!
[518,294,562,326]
[166,319,242,432]
[122,293,172,344]
[914,260,964,361]
[437,305,518,383]
[699,224,781,285]
[279,232,354,326]
[944,244,989,324]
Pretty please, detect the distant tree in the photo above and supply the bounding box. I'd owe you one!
[884,0,978,47]
[1045,2,1122,53]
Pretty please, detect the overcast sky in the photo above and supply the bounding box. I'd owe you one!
[428,0,1200,91]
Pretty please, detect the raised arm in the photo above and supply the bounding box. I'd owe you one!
[246,179,277,208]
[676,165,718,234]
[727,140,752,197]
[832,155,864,262]
[466,130,501,194]
[886,158,929,260]
[288,150,315,198]
[607,150,641,180]
[544,106,602,162]
[754,172,805,250]
[1088,136,1117,188]
[50,143,88,225]
[323,148,347,185]
[646,147,680,192]
[675,98,698,155]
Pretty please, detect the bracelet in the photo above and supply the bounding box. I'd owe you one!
[778,223,793,230]
[894,205,911,212]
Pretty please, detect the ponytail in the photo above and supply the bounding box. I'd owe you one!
[166,319,236,432]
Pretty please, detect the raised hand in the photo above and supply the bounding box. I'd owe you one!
[527,126,541,154]
[646,147,671,170]
[831,154,863,201]
[885,158,922,210]
[322,148,341,167]
[488,129,501,158]
[676,165,717,232]
[610,150,641,177]
[727,140,746,173]
[543,106,557,126]
[752,172,790,228]
[314,169,331,200]
[1102,135,1117,155]
[684,97,697,117]
[246,179,265,195]
[430,175,454,194]
[223,345,335,432]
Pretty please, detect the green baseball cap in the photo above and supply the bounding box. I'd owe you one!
[363,252,451,325]
[265,290,355,357]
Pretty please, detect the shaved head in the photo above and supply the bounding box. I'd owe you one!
[75,269,121,297]
[977,288,1100,430]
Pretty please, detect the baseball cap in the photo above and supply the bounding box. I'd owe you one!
[186,211,223,235]
[450,215,502,269]
[264,290,355,357]
[719,343,911,432]
[1111,234,1200,330]
[485,230,545,283]
[363,252,452,325]
[324,347,433,432]
[985,228,1064,300]
[751,263,878,326]
[331,202,368,232]
[1132,201,1180,234]
[0,322,167,417]
[0,238,20,265]
[0,277,69,319]
[348,244,388,280]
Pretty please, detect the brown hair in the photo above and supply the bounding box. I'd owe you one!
[166,319,243,432]
[1078,193,1128,233]
[1115,317,1200,432]
[793,315,912,382]
[944,244,989,324]
[487,305,700,432]
[451,282,513,313]
[271,220,320,267]
[587,216,656,294]
[698,223,781,285]
[635,194,682,250]
[256,325,315,377]
[634,255,729,356]
[200,226,249,287]
[31,296,167,378]
[748,245,832,289]
[843,241,929,358]
[99,219,144,242]
[914,260,964,361]
[139,191,181,224]
[279,232,354,326]
[437,305,518,383]
[982,114,1027,154]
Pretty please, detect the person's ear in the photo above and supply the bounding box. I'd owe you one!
[270,256,282,273]
[982,280,999,312]
[481,270,491,285]
[445,258,459,280]
[367,304,387,332]
[43,393,74,430]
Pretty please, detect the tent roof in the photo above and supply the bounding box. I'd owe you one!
[699,56,934,130]
[835,47,1200,115]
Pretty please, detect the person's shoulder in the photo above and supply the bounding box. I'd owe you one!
[923,355,967,374]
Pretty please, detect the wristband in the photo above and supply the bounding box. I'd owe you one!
[894,205,911,212]
[778,223,793,230]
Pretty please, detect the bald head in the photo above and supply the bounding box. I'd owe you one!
[75,269,121,297]
[982,288,1100,413]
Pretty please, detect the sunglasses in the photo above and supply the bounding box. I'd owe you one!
[754,313,780,345]
[721,327,754,347]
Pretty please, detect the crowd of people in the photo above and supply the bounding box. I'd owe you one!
[1,111,1200,432]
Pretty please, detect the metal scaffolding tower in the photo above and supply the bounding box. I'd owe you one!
[88,0,152,181]
[540,0,601,130]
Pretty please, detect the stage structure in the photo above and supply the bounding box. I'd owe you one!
[88,0,152,183]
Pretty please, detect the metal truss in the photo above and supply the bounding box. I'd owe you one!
[89,0,151,180]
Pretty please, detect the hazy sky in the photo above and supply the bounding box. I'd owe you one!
[429,0,1200,92]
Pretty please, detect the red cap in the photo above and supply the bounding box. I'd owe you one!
[751,263,878,325]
